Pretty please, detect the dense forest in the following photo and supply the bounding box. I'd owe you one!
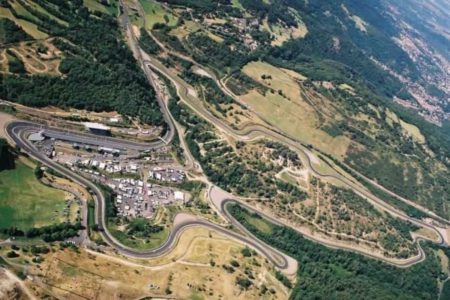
[228,203,444,300]
[0,0,164,126]
[0,18,32,44]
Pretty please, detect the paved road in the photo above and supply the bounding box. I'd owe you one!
[119,0,176,145]
[143,28,450,227]
[3,0,444,275]
[6,121,297,273]
[10,121,166,151]
[6,0,299,273]
[143,54,448,262]
[209,186,429,268]
[144,53,448,235]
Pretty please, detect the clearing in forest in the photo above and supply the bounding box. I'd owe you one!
[240,61,351,157]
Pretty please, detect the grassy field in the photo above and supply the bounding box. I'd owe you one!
[140,0,177,29]
[13,227,289,299]
[245,214,273,234]
[231,0,244,10]
[233,203,274,235]
[83,0,117,15]
[0,162,67,229]
[170,20,201,38]
[386,109,425,143]
[0,50,7,72]
[280,171,298,186]
[10,0,38,23]
[109,223,170,250]
[240,61,351,157]
[0,7,48,39]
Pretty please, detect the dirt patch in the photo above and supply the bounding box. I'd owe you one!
[0,268,32,300]
[23,226,289,299]
[0,111,16,141]
[192,66,212,78]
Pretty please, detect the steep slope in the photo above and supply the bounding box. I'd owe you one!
[143,0,449,218]
[0,0,164,126]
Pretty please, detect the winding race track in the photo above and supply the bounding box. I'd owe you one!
[6,120,297,275]
[139,50,448,268]
[209,187,432,268]
[5,119,441,270]
[7,1,301,274]
[145,56,448,235]
[2,0,446,275]
[9,121,167,151]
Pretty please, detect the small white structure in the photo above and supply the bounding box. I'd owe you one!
[174,191,184,201]
[28,130,45,142]
[83,122,110,130]
[83,122,111,135]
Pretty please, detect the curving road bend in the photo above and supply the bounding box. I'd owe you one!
[143,56,447,245]
[6,120,297,275]
[141,26,450,227]
[2,0,445,276]
[10,121,167,151]
[5,1,297,270]
[209,186,430,268]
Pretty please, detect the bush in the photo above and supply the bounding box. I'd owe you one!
[6,251,19,258]
[0,138,15,171]
[236,276,252,290]
[241,247,252,257]
[275,271,292,289]
[230,260,240,268]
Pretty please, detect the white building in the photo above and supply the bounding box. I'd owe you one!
[174,191,184,201]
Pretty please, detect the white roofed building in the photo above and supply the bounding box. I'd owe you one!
[83,122,111,136]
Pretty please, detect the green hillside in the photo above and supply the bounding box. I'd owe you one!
[147,0,450,218]
[0,0,164,126]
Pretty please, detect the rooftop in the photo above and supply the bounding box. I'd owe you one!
[83,122,111,131]
[29,131,45,142]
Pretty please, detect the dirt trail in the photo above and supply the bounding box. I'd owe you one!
[0,268,37,300]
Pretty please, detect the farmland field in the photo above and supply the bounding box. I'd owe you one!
[0,7,48,39]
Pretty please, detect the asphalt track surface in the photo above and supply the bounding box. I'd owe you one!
[215,191,429,268]
[3,1,445,272]
[141,29,450,227]
[4,3,296,271]
[8,118,439,268]
[7,46,445,273]
[143,53,449,235]
[142,54,448,267]
[6,121,296,272]
[10,121,166,150]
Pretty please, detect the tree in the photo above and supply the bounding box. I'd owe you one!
[0,138,15,171]
[34,165,43,179]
